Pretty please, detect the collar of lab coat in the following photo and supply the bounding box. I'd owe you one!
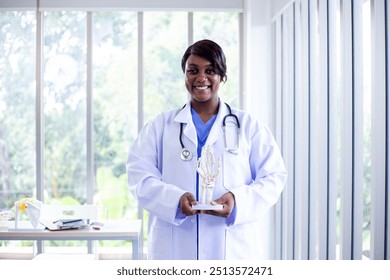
[174,98,229,148]
[174,101,197,146]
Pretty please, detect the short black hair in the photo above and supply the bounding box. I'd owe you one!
[181,39,227,82]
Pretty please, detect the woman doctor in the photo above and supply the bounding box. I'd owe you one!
[126,39,287,260]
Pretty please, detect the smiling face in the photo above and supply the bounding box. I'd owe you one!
[184,54,221,104]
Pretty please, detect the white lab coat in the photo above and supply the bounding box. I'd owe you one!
[126,100,287,260]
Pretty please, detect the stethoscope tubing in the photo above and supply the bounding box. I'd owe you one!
[179,102,240,161]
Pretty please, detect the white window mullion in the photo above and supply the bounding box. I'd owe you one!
[281,5,295,260]
[299,0,310,260]
[293,0,302,260]
[137,11,144,257]
[386,0,390,261]
[137,12,144,132]
[327,0,340,260]
[288,5,295,260]
[275,19,283,149]
[239,12,244,110]
[0,0,36,10]
[274,16,283,260]
[188,12,193,45]
[86,11,94,254]
[294,0,310,260]
[37,0,244,11]
[317,0,329,260]
[187,12,193,101]
[370,0,387,260]
[35,8,44,255]
[340,0,354,260]
[86,11,94,204]
[308,0,319,260]
[281,11,289,259]
[36,10,44,202]
[351,0,364,260]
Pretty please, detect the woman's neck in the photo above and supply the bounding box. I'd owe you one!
[191,98,219,123]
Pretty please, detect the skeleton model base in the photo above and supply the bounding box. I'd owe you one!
[192,204,223,210]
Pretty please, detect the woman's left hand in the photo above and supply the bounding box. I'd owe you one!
[202,192,235,218]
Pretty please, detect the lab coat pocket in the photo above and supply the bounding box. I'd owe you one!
[225,223,260,259]
[148,225,173,260]
[222,152,251,190]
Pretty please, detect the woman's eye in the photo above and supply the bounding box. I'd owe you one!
[206,69,215,74]
[187,69,197,74]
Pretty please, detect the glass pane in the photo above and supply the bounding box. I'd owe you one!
[0,11,36,209]
[0,11,36,255]
[144,12,188,123]
[329,0,342,259]
[93,11,138,221]
[42,11,88,252]
[43,11,87,205]
[194,12,240,108]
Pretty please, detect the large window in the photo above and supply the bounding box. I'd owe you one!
[0,2,242,258]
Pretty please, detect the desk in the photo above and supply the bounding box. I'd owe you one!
[0,220,142,259]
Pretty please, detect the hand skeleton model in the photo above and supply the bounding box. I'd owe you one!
[196,145,221,205]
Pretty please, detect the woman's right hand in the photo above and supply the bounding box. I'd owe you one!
[179,192,198,216]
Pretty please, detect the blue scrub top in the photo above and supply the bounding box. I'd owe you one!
[191,107,217,157]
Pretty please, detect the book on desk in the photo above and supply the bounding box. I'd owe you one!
[40,219,104,231]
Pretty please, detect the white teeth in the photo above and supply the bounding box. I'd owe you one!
[195,86,209,90]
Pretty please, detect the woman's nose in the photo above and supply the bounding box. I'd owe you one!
[196,73,208,82]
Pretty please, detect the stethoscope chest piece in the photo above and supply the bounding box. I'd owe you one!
[181,148,193,161]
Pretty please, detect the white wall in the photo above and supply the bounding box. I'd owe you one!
[243,0,293,259]
[243,0,274,259]
[244,0,275,133]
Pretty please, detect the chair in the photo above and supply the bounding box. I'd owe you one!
[33,204,99,260]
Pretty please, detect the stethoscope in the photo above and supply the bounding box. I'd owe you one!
[180,102,240,161]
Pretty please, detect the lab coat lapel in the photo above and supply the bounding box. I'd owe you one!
[205,101,228,146]
[174,102,197,146]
